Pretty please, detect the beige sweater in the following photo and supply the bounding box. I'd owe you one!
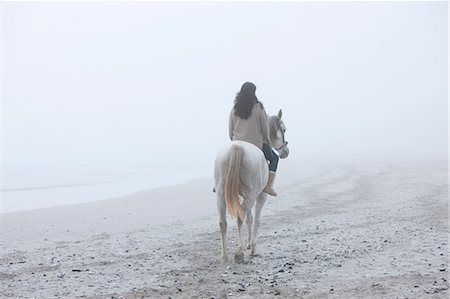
[229,103,271,149]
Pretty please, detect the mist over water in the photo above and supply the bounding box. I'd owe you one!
[2,2,447,212]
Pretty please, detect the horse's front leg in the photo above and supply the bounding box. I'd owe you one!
[234,216,245,263]
[250,192,267,256]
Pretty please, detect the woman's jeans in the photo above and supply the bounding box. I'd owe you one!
[262,143,279,172]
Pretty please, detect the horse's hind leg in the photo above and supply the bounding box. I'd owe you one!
[246,211,253,250]
[234,216,245,264]
[217,192,228,262]
[250,192,267,256]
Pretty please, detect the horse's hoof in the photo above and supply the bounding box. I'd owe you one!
[249,252,260,257]
[234,252,244,264]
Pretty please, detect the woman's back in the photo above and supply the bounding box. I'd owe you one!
[229,102,270,149]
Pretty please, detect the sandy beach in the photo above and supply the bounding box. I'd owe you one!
[1,160,448,298]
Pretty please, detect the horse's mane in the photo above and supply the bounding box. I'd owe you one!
[268,115,280,143]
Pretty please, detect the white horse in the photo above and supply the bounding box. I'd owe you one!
[214,109,289,263]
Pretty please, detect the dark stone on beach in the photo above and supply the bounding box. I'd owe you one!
[238,281,248,291]
[72,269,89,272]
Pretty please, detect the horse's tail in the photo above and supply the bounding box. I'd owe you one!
[224,144,247,222]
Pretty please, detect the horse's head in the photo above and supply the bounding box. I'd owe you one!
[269,109,289,159]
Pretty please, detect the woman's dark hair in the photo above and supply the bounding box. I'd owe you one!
[234,82,264,119]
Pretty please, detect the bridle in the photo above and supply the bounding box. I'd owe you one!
[273,120,288,151]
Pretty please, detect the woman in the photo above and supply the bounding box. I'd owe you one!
[229,82,279,196]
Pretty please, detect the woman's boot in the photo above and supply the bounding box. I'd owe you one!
[263,171,278,196]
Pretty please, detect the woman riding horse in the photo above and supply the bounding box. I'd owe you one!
[228,82,279,196]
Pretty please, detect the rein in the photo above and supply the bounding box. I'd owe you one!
[273,143,287,151]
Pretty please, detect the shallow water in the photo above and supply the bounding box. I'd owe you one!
[2,165,210,213]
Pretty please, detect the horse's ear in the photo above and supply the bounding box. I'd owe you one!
[278,109,282,119]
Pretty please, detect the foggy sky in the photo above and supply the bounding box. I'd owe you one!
[3,1,448,175]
